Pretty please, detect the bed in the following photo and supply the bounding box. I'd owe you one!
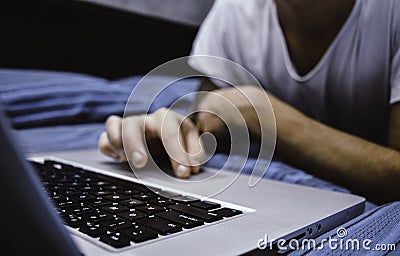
[0,67,399,255]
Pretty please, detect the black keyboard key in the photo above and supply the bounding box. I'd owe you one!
[61,213,85,228]
[120,198,146,207]
[104,185,119,191]
[211,208,242,217]
[94,181,111,187]
[148,198,175,206]
[67,181,85,187]
[53,197,78,208]
[79,210,113,222]
[119,188,141,196]
[50,188,81,198]
[190,201,221,210]
[63,205,93,215]
[76,185,96,192]
[135,204,166,214]
[89,199,112,208]
[103,194,130,202]
[117,210,147,220]
[69,193,97,203]
[100,203,129,213]
[102,217,134,231]
[82,176,97,183]
[132,193,157,201]
[156,210,204,229]
[49,194,63,201]
[100,230,131,248]
[168,204,223,223]
[79,221,106,238]
[121,223,159,243]
[88,190,113,197]
[49,186,78,195]
[136,216,182,235]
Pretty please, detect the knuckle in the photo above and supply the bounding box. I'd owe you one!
[154,107,179,120]
[123,115,142,131]
[155,107,168,116]
[182,118,195,130]
[144,114,159,130]
[127,114,143,122]
[106,115,121,125]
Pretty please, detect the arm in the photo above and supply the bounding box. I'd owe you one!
[388,103,400,151]
[194,85,400,204]
[98,81,400,204]
[270,95,400,204]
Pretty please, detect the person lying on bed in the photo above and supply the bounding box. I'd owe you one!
[98,0,400,204]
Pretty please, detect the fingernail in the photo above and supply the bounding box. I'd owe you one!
[176,165,189,177]
[131,151,143,166]
[110,152,120,160]
[191,165,200,174]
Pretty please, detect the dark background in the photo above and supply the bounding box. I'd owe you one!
[0,0,202,80]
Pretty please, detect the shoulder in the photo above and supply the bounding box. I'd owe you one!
[360,0,400,50]
[204,0,274,45]
[193,0,274,52]
[208,0,272,22]
[211,0,270,9]
[389,0,400,50]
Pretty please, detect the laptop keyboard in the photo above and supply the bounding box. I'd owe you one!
[30,160,243,249]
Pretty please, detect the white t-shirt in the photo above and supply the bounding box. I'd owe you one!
[189,0,400,145]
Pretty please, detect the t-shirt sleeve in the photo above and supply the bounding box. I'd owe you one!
[391,50,400,104]
[188,0,271,88]
[188,0,236,88]
[390,0,400,104]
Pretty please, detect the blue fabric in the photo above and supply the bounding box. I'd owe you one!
[205,154,351,194]
[0,68,200,128]
[288,201,400,255]
[0,69,135,128]
[13,123,105,154]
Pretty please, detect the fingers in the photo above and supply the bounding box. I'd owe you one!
[180,118,205,174]
[105,115,125,160]
[121,115,148,168]
[147,108,205,177]
[98,109,204,179]
[98,131,122,160]
[147,109,193,178]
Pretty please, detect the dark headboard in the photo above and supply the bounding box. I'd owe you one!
[0,0,202,79]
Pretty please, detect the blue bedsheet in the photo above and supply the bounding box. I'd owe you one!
[0,68,199,128]
[1,68,398,255]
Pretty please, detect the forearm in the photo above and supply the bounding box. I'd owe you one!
[270,95,400,204]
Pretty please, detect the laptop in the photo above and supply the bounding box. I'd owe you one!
[0,103,365,255]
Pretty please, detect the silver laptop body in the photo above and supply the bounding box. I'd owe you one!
[30,149,365,255]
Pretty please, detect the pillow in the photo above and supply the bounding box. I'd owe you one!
[0,68,200,128]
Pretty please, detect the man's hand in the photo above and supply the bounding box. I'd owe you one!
[98,108,205,178]
[98,85,274,178]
